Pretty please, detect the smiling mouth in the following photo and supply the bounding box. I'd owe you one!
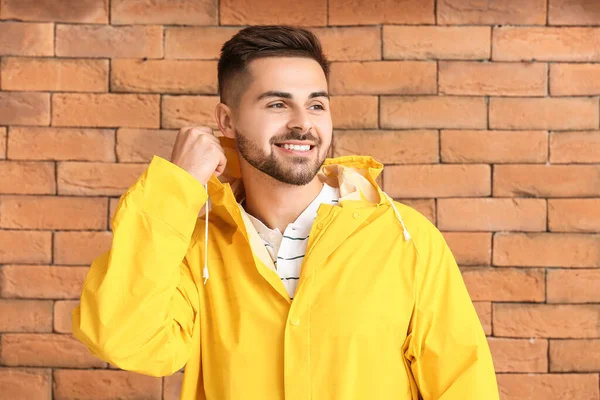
[274,143,315,152]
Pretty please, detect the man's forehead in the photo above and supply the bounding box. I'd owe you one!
[236,57,328,104]
[247,57,326,81]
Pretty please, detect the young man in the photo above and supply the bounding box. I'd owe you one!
[73,26,499,399]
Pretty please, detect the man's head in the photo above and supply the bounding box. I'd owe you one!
[215,25,332,186]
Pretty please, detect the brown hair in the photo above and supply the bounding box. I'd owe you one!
[217,25,330,107]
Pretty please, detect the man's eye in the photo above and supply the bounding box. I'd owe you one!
[268,103,285,108]
[310,104,325,110]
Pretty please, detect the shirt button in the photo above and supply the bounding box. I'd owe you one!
[353,212,360,219]
[290,318,300,326]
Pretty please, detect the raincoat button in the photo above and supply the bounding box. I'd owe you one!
[317,222,324,229]
[290,318,300,326]
[353,212,360,219]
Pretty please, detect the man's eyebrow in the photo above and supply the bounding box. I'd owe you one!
[309,91,330,100]
[256,90,330,101]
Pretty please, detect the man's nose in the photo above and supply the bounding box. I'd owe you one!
[286,108,313,134]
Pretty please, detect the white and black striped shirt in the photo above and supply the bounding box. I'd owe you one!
[244,183,340,300]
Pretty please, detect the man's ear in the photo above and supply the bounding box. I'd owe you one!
[215,102,235,139]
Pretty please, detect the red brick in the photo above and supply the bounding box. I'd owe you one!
[550,131,600,164]
[111,59,217,94]
[550,340,600,372]
[383,26,490,60]
[0,0,108,23]
[381,96,487,129]
[117,128,177,163]
[57,162,146,196]
[0,265,89,299]
[7,127,115,161]
[53,369,162,400]
[549,0,600,25]
[549,199,600,233]
[0,22,53,56]
[0,196,107,230]
[547,269,600,304]
[473,302,492,335]
[313,27,381,61]
[438,0,546,24]
[395,199,435,225]
[0,92,49,125]
[0,230,52,264]
[550,63,600,96]
[441,130,547,163]
[0,300,52,332]
[165,26,240,60]
[384,164,490,198]
[164,372,184,400]
[55,24,162,58]
[497,374,599,400]
[54,300,79,333]
[494,233,600,268]
[161,95,220,129]
[0,127,6,159]
[111,0,216,25]
[330,61,436,95]
[443,232,491,266]
[494,165,600,198]
[54,231,112,265]
[1,58,108,92]
[52,93,160,129]
[493,27,600,62]
[333,130,438,164]
[488,338,548,373]
[494,304,600,338]
[0,333,106,368]
[329,0,434,25]
[330,96,378,129]
[0,161,55,194]
[0,368,51,400]
[490,97,599,130]
[438,198,546,232]
[220,0,326,25]
[439,61,547,96]
[461,267,545,302]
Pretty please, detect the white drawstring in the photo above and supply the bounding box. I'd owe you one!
[203,183,210,284]
[383,192,411,241]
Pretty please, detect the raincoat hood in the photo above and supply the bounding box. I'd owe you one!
[200,137,411,283]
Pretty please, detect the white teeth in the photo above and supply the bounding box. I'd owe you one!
[282,144,311,151]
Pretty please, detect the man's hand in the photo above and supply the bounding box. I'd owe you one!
[169,127,228,185]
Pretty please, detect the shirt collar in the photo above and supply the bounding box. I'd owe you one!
[243,183,339,237]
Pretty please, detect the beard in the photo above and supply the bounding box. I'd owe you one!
[235,128,327,186]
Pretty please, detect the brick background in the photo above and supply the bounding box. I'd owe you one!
[0,0,599,399]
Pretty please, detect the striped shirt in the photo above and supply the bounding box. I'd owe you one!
[244,183,340,300]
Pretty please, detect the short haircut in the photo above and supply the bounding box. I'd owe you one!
[217,25,330,108]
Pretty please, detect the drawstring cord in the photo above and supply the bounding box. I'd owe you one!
[383,192,411,241]
[203,183,210,284]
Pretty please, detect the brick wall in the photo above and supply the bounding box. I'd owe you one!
[0,0,599,399]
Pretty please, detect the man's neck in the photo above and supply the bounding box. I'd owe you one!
[240,162,324,233]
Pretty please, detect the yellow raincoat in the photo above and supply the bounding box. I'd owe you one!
[73,137,499,399]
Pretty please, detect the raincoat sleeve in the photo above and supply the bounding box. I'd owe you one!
[71,155,207,377]
[405,223,499,399]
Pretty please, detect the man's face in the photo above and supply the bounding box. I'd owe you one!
[231,57,332,186]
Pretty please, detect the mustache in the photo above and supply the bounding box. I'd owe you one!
[270,131,321,145]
